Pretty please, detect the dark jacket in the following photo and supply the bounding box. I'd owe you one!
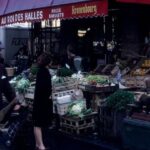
[0,64,16,110]
[32,67,52,127]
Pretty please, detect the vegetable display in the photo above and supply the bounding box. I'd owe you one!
[67,100,92,117]
[106,90,135,111]
[10,75,30,93]
[16,78,30,93]
[57,67,73,77]
[85,75,109,85]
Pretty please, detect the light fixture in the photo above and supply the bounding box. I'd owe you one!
[5,22,31,28]
[52,19,61,28]
[77,30,87,37]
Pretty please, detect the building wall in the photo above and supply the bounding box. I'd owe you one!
[4,27,29,64]
[0,27,5,58]
[117,3,150,57]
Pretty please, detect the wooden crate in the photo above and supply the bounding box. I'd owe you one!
[60,112,97,134]
[24,87,35,99]
[98,106,126,138]
[79,84,119,93]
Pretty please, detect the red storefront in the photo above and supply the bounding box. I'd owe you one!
[0,0,108,26]
[117,0,150,5]
[0,0,109,69]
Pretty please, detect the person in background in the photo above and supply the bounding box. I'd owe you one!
[0,59,17,121]
[65,43,76,71]
[33,52,53,150]
[15,45,29,74]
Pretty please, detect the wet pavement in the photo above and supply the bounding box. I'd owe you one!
[0,127,121,150]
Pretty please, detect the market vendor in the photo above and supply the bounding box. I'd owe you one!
[14,45,29,74]
[62,43,76,71]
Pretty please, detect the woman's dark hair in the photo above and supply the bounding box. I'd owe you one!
[37,52,52,67]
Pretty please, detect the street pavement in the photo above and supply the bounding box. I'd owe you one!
[0,128,121,150]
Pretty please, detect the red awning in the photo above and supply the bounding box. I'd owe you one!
[116,0,150,5]
[0,0,108,26]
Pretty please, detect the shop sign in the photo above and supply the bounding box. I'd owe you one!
[0,0,108,26]
[11,38,28,46]
[116,0,150,4]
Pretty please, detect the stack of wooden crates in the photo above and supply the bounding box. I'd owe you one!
[60,112,97,134]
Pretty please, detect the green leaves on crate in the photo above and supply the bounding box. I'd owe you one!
[106,90,135,111]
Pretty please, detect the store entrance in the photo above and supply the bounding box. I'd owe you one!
[61,17,106,71]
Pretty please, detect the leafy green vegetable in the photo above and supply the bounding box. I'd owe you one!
[57,67,73,77]
[86,75,108,84]
[67,100,92,117]
[106,90,135,111]
[16,78,30,93]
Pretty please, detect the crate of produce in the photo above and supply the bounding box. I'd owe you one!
[52,90,74,115]
[60,112,97,134]
[123,77,137,87]
[24,87,35,99]
[56,101,72,116]
[52,77,78,92]
[53,83,77,92]
[52,89,75,100]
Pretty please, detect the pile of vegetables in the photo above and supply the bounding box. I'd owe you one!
[9,75,22,88]
[16,78,30,93]
[10,75,30,93]
[52,76,63,84]
[106,90,135,111]
[67,100,92,117]
[71,72,84,80]
[86,75,109,85]
[57,67,73,77]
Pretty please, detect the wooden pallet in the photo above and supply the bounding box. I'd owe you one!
[60,112,97,134]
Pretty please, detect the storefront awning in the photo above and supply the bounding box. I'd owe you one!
[116,0,150,5]
[0,0,108,26]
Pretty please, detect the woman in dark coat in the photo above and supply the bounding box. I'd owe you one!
[33,53,52,150]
